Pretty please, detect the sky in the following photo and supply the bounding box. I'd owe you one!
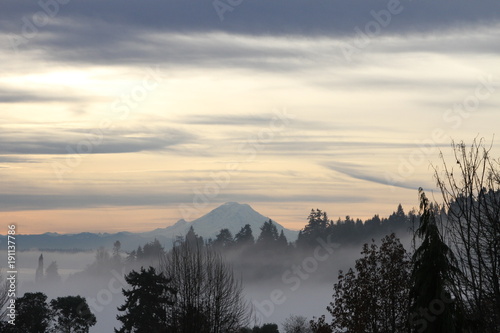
[1,0,500,234]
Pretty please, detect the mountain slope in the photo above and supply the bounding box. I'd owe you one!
[144,202,299,241]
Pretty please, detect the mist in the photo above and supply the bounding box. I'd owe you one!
[1,226,414,332]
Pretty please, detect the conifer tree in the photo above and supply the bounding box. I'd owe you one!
[235,224,255,246]
[115,267,176,333]
[297,209,329,248]
[409,188,462,333]
[277,230,288,249]
[213,228,235,249]
[256,220,279,247]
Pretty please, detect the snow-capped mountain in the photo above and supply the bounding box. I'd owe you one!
[144,202,299,242]
[5,202,299,251]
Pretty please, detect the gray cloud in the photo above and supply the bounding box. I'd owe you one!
[0,126,195,155]
[0,87,84,104]
[0,192,369,212]
[3,0,500,37]
[2,1,500,68]
[0,156,38,163]
[239,139,451,157]
[179,114,284,126]
[0,193,175,211]
[324,161,434,191]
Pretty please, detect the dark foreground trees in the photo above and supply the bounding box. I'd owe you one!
[0,292,96,333]
[14,292,51,333]
[251,323,280,333]
[51,295,96,333]
[159,237,250,332]
[115,267,176,333]
[326,233,411,333]
[409,189,462,333]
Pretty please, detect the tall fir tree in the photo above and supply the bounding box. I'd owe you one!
[297,209,329,248]
[256,220,279,247]
[235,224,255,246]
[115,266,176,333]
[409,188,462,333]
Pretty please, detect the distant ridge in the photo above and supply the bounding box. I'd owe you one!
[0,202,298,251]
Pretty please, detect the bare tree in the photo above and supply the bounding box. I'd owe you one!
[160,239,250,333]
[282,315,312,333]
[435,138,500,332]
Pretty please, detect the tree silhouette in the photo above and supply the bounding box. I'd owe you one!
[235,224,255,247]
[160,238,249,332]
[50,295,96,333]
[213,228,235,250]
[409,188,462,333]
[185,226,204,248]
[282,314,311,333]
[277,230,288,249]
[15,292,52,333]
[115,267,176,333]
[297,209,329,248]
[257,220,279,248]
[252,323,280,333]
[309,315,332,333]
[328,233,411,333]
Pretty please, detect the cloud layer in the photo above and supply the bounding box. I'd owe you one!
[1,1,500,233]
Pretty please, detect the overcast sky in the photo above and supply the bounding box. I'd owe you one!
[1,0,500,234]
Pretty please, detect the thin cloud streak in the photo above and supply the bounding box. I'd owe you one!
[324,162,431,191]
[0,192,370,212]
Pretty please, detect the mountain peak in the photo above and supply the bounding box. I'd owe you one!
[174,218,188,226]
[145,202,298,241]
[220,202,249,208]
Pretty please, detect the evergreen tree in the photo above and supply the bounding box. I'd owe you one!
[115,267,176,333]
[277,230,288,249]
[409,188,462,333]
[185,226,204,248]
[257,220,279,248]
[213,228,235,249]
[136,246,144,260]
[126,250,137,264]
[142,238,165,260]
[364,214,381,236]
[385,203,409,232]
[297,209,329,248]
[235,224,255,246]
[113,240,122,266]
